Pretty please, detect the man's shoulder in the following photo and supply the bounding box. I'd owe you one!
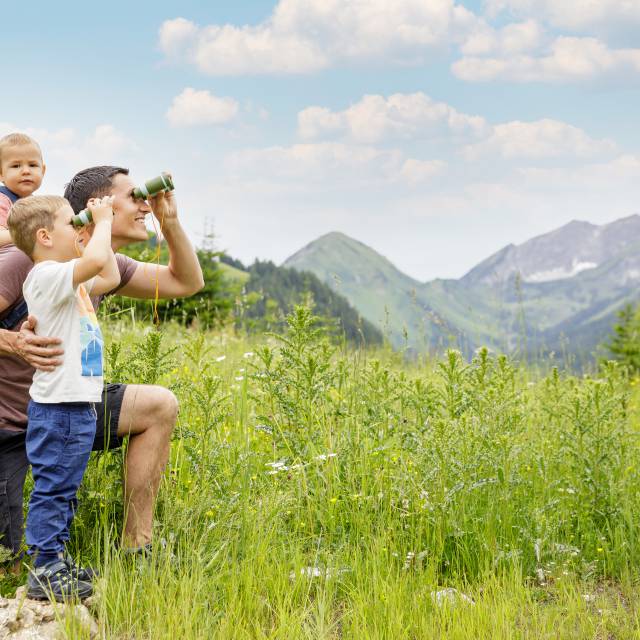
[0,246,32,313]
[0,244,32,270]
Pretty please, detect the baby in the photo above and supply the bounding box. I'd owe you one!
[0,133,46,246]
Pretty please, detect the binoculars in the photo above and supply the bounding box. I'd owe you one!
[71,173,175,227]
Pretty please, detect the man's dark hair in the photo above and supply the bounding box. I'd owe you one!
[64,165,129,213]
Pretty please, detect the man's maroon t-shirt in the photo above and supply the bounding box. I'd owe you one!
[0,246,138,431]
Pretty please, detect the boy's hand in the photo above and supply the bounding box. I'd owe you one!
[87,195,114,224]
[148,172,178,225]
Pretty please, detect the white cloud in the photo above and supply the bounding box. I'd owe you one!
[158,0,482,75]
[298,92,487,143]
[518,154,640,189]
[461,19,543,56]
[158,17,199,59]
[453,36,640,82]
[86,125,138,156]
[166,88,239,127]
[463,119,617,160]
[485,0,640,37]
[226,142,443,186]
[400,158,447,185]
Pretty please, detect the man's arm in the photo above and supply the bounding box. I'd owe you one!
[116,188,204,299]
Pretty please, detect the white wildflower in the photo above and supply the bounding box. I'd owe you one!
[431,588,475,607]
[215,355,226,362]
[289,566,350,580]
[314,453,337,462]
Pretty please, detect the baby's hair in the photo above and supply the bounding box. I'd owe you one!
[7,195,67,258]
[0,133,42,167]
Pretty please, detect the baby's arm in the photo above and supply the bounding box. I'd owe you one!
[73,196,119,293]
[0,195,12,246]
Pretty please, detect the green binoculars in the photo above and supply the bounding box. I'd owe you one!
[132,173,174,200]
[71,173,175,227]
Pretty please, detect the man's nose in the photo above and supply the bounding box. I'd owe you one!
[139,200,152,213]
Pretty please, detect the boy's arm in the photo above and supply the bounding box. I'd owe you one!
[116,188,204,299]
[73,196,115,288]
[89,249,120,296]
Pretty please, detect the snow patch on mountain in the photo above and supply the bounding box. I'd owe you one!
[525,260,598,283]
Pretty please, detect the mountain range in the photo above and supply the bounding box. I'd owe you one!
[283,214,640,361]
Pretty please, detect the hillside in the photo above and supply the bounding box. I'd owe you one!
[221,256,383,346]
[285,232,427,346]
[283,217,640,359]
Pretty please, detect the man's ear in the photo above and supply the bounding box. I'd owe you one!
[35,227,53,248]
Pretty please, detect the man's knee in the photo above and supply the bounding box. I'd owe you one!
[155,387,179,432]
[139,386,178,437]
[119,385,178,438]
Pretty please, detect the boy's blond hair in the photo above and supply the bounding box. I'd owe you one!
[0,133,42,167]
[7,195,67,258]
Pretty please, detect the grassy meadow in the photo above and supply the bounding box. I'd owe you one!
[3,306,640,638]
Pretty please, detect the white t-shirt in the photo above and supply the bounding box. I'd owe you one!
[23,260,104,403]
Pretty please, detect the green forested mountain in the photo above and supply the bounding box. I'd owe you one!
[225,258,383,346]
[283,218,640,361]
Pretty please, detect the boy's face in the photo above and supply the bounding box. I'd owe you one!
[109,173,152,246]
[41,204,85,261]
[0,144,46,197]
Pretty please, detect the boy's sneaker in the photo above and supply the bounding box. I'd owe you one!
[26,559,93,602]
[64,554,99,582]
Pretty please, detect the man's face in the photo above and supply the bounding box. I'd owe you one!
[0,144,46,197]
[109,173,151,247]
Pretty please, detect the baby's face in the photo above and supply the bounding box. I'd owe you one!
[0,143,45,197]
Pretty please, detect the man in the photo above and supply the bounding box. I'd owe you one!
[0,166,204,570]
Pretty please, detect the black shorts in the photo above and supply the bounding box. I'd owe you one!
[94,383,127,451]
[0,383,127,558]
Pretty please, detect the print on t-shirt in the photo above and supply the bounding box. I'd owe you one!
[77,284,103,377]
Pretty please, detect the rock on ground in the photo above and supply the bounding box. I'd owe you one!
[0,587,97,639]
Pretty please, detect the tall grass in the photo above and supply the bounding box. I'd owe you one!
[4,307,640,638]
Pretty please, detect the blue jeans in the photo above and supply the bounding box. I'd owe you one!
[25,401,96,561]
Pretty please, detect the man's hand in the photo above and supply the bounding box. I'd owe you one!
[14,315,63,371]
[148,172,177,225]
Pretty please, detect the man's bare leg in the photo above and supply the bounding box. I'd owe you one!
[116,384,178,548]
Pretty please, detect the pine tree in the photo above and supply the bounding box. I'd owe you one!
[607,304,640,372]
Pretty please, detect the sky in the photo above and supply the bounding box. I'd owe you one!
[2,0,639,281]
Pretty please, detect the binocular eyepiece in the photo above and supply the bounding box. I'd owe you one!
[71,173,175,227]
[132,173,174,200]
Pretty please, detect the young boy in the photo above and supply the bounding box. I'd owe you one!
[0,133,46,247]
[7,194,119,601]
